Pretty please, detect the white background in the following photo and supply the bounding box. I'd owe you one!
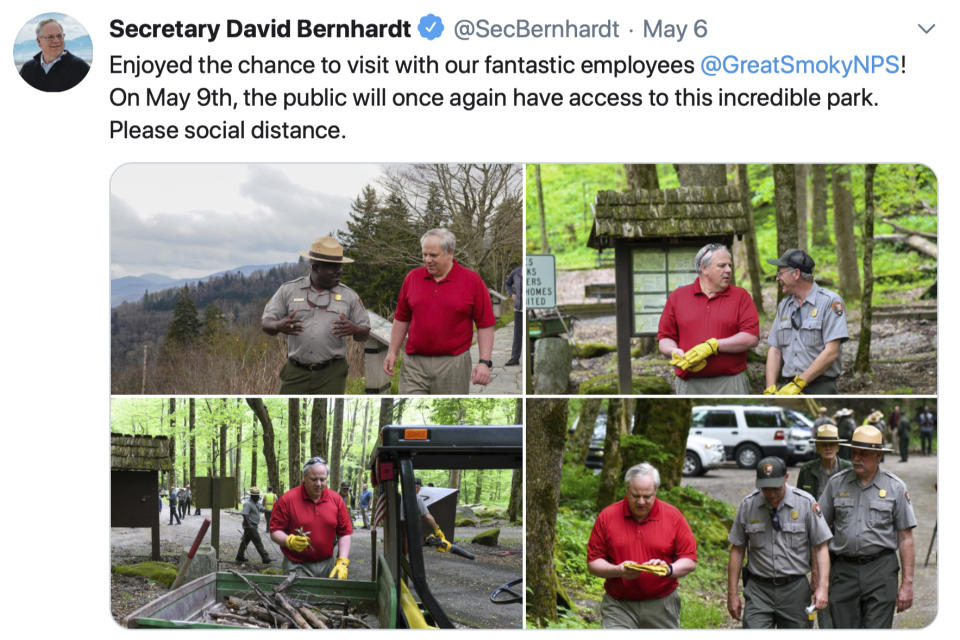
[1,0,950,635]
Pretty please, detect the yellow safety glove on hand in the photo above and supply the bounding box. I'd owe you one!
[328,557,349,580]
[676,338,718,371]
[763,385,778,395]
[776,376,807,395]
[285,534,310,552]
[624,561,671,577]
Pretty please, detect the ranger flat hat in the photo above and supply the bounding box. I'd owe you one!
[840,425,894,452]
[300,236,354,264]
[812,424,846,443]
[756,456,788,489]
[866,410,884,424]
[249,487,261,495]
[767,249,815,274]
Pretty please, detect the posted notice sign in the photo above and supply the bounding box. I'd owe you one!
[526,254,556,309]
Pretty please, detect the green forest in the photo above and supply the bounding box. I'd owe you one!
[111,397,522,511]
[111,164,522,394]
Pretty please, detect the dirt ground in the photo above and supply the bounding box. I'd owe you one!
[684,452,938,628]
[110,508,522,628]
[551,269,936,394]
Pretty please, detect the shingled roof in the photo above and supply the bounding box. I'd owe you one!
[111,433,174,472]
[588,185,746,249]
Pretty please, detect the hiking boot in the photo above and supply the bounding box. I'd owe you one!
[261,556,274,563]
[505,358,520,366]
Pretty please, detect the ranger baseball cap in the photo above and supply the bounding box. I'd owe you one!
[767,249,815,274]
[756,456,788,488]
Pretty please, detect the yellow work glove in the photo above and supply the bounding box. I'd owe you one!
[763,385,778,395]
[776,376,807,395]
[673,338,718,371]
[285,534,310,552]
[624,561,671,577]
[328,557,349,580]
[429,526,452,552]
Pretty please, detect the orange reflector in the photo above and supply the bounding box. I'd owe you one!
[403,429,428,440]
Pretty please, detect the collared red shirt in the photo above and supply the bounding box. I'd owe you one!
[394,259,496,356]
[657,279,760,379]
[587,498,697,601]
[728,485,832,578]
[269,485,353,563]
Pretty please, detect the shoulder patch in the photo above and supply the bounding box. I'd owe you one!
[814,503,822,517]
[832,301,844,316]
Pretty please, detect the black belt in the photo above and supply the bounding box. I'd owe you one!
[746,571,806,586]
[289,356,342,371]
[830,548,896,565]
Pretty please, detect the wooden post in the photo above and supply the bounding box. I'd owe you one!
[614,242,633,394]
[211,478,221,557]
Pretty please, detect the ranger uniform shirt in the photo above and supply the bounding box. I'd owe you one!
[241,499,262,527]
[819,468,917,556]
[728,485,832,578]
[797,457,853,500]
[262,276,370,365]
[768,283,849,378]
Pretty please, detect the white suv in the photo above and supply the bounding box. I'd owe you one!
[690,405,803,469]
[683,434,726,477]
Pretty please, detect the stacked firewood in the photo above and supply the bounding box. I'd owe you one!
[197,571,375,629]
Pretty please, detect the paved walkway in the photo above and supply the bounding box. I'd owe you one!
[469,322,522,395]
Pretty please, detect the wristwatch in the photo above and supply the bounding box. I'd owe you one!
[478,359,493,368]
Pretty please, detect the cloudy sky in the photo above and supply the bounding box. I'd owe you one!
[14,12,88,45]
[110,164,386,279]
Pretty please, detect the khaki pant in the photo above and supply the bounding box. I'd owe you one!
[600,590,681,629]
[398,351,472,394]
[281,555,336,578]
[742,575,812,629]
[278,358,347,394]
[674,371,751,395]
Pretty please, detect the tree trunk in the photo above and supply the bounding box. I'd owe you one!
[287,399,301,491]
[832,165,861,300]
[219,400,228,481]
[310,398,328,459]
[525,399,568,625]
[189,398,196,490]
[330,399,344,491]
[168,399,177,486]
[474,470,483,502]
[773,165,799,306]
[246,398,280,494]
[251,417,258,489]
[535,165,550,253]
[812,165,829,244]
[854,164,877,373]
[737,164,764,314]
[568,399,602,465]
[796,165,809,252]
[624,164,660,190]
[507,399,523,523]
[596,399,630,512]
[674,164,727,186]
[235,410,242,505]
[632,399,693,489]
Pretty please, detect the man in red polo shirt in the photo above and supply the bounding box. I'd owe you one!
[383,228,496,394]
[269,457,353,579]
[657,243,760,394]
[587,463,698,628]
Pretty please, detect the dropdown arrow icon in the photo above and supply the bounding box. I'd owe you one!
[918,24,935,33]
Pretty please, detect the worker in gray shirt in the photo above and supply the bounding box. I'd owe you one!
[765,250,849,395]
[262,236,370,394]
[727,456,831,628]
[819,425,917,628]
[236,488,273,564]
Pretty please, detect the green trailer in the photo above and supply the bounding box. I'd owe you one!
[124,553,397,629]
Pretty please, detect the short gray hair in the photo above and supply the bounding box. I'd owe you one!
[694,243,730,274]
[799,270,814,282]
[302,457,329,476]
[36,18,63,37]
[624,463,660,490]
[420,228,456,254]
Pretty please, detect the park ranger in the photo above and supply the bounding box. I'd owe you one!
[727,457,831,628]
[764,249,849,395]
[262,236,370,394]
[236,488,273,565]
[819,425,917,628]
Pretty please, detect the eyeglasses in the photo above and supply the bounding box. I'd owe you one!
[39,33,64,41]
[790,307,803,330]
[303,456,327,471]
[769,508,782,532]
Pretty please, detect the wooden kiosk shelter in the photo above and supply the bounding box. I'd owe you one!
[111,433,174,560]
[588,185,747,393]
